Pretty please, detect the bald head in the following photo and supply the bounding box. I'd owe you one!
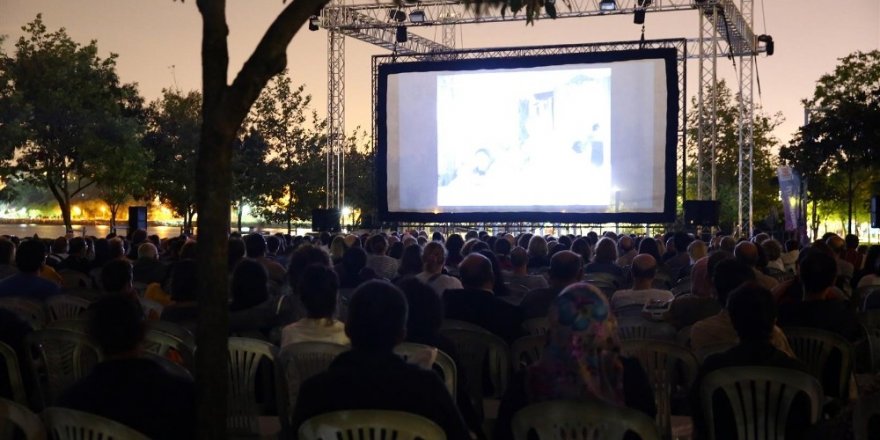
[826,235,845,257]
[459,253,494,290]
[618,235,634,252]
[631,254,657,280]
[548,250,583,286]
[734,241,759,267]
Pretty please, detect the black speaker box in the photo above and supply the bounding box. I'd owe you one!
[871,195,880,229]
[312,208,341,232]
[684,200,720,227]
[128,206,148,232]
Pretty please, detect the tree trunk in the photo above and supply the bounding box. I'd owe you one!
[811,199,820,241]
[110,206,118,234]
[237,200,243,232]
[848,165,854,235]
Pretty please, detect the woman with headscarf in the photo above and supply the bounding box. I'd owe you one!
[494,283,655,440]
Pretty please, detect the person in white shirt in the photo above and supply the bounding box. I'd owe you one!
[281,265,349,347]
[611,254,673,316]
[415,241,462,296]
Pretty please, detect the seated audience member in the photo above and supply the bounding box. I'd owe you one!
[245,233,286,284]
[0,239,60,300]
[781,240,800,273]
[526,235,550,269]
[281,264,348,347]
[46,236,68,268]
[444,253,523,343]
[610,254,674,316]
[584,237,624,278]
[690,259,795,356]
[444,233,465,270]
[399,278,483,439]
[107,237,127,261]
[777,249,860,342]
[290,280,469,439]
[266,235,288,268]
[478,249,509,298]
[826,234,855,282]
[58,295,195,439]
[493,237,513,271]
[329,235,347,265]
[503,247,549,298]
[335,246,373,289]
[160,260,199,332]
[364,234,399,280]
[856,245,880,289]
[0,238,17,280]
[520,250,582,320]
[691,283,811,440]
[734,241,778,290]
[666,253,725,329]
[679,239,707,279]
[60,237,91,274]
[665,232,694,278]
[126,229,148,260]
[843,234,863,271]
[228,237,247,271]
[101,259,136,296]
[616,235,637,267]
[228,259,277,338]
[395,244,423,280]
[132,243,167,285]
[495,283,655,440]
[761,239,786,273]
[416,242,462,296]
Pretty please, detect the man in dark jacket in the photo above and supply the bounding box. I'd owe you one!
[444,253,523,343]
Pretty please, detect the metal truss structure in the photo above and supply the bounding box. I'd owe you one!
[322,0,762,233]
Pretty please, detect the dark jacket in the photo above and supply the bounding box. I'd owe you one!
[519,286,564,320]
[443,288,523,343]
[291,349,469,440]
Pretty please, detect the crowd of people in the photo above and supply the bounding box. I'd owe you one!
[0,227,877,439]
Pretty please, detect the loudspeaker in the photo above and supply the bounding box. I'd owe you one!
[312,208,341,232]
[128,206,148,232]
[872,195,880,228]
[684,200,720,227]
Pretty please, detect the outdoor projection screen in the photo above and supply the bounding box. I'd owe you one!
[376,48,679,223]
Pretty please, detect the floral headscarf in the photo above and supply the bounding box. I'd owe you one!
[527,283,625,406]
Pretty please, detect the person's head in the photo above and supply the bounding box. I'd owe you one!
[673,232,692,256]
[230,259,269,311]
[799,248,837,296]
[785,239,800,253]
[420,241,446,273]
[266,235,282,255]
[228,237,246,268]
[734,241,759,268]
[593,237,618,264]
[101,259,133,293]
[527,235,549,259]
[727,283,777,343]
[244,233,268,258]
[398,277,443,340]
[494,237,511,257]
[719,236,737,253]
[287,245,331,292]
[826,235,846,258]
[341,246,368,277]
[108,237,126,260]
[15,239,46,273]
[845,234,859,250]
[137,242,159,261]
[346,280,407,351]
[761,239,782,262]
[130,229,148,245]
[170,259,199,302]
[431,231,445,243]
[445,233,464,256]
[712,259,756,307]
[510,246,529,270]
[368,234,389,255]
[687,240,707,263]
[88,294,145,356]
[865,245,880,276]
[548,250,583,287]
[388,241,404,259]
[637,237,662,262]
[51,236,68,254]
[459,253,494,291]
[298,264,339,319]
[0,239,15,265]
[329,235,347,260]
[618,235,634,253]
[631,254,657,281]
[68,237,86,258]
[398,244,423,276]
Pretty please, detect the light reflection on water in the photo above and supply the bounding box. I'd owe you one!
[0,224,312,239]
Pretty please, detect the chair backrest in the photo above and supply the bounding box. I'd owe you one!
[438,326,510,419]
[0,341,28,406]
[0,397,46,440]
[45,295,91,322]
[25,329,102,407]
[0,298,47,330]
[511,335,545,372]
[854,392,880,440]
[694,342,738,364]
[620,340,699,439]
[699,366,823,440]
[143,322,196,372]
[42,407,148,440]
[584,274,622,298]
[861,287,880,312]
[276,341,347,430]
[298,410,446,440]
[863,323,880,373]
[440,319,491,332]
[511,399,660,440]
[617,316,676,342]
[521,317,549,336]
[137,297,163,320]
[782,326,854,399]
[394,342,456,398]
[228,337,279,436]
[58,270,92,290]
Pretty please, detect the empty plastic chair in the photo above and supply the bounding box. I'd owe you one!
[783,326,855,400]
[298,409,446,440]
[25,329,102,407]
[439,324,510,419]
[511,335,545,372]
[42,407,148,440]
[0,397,46,440]
[228,337,279,436]
[394,342,456,398]
[0,341,27,406]
[511,399,660,440]
[521,317,549,336]
[45,295,90,322]
[0,298,47,330]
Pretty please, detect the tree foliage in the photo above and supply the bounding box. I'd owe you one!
[0,15,141,232]
[342,128,376,227]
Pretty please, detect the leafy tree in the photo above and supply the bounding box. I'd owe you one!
[780,51,880,235]
[248,73,327,233]
[142,89,201,234]
[685,80,782,233]
[0,15,142,233]
[342,128,376,227]
[92,117,152,233]
[230,128,273,231]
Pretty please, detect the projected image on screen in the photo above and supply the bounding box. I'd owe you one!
[436,68,611,207]
[378,49,678,223]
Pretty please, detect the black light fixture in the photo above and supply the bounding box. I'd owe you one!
[758,34,775,56]
[308,15,320,31]
[409,10,426,23]
[633,9,646,24]
[599,0,617,11]
[396,26,408,43]
[389,10,407,22]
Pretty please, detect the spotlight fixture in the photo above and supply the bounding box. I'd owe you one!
[599,0,617,11]
[409,10,426,23]
[308,15,320,31]
[389,10,407,22]
[396,26,408,43]
[757,34,775,56]
[633,8,646,24]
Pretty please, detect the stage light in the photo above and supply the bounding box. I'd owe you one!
[396,26,408,43]
[758,34,774,56]
[599,0,617,11]
[410,10,426,23]
[389,10,407,22]
[633,9,646,24]
[308,15,320,31]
